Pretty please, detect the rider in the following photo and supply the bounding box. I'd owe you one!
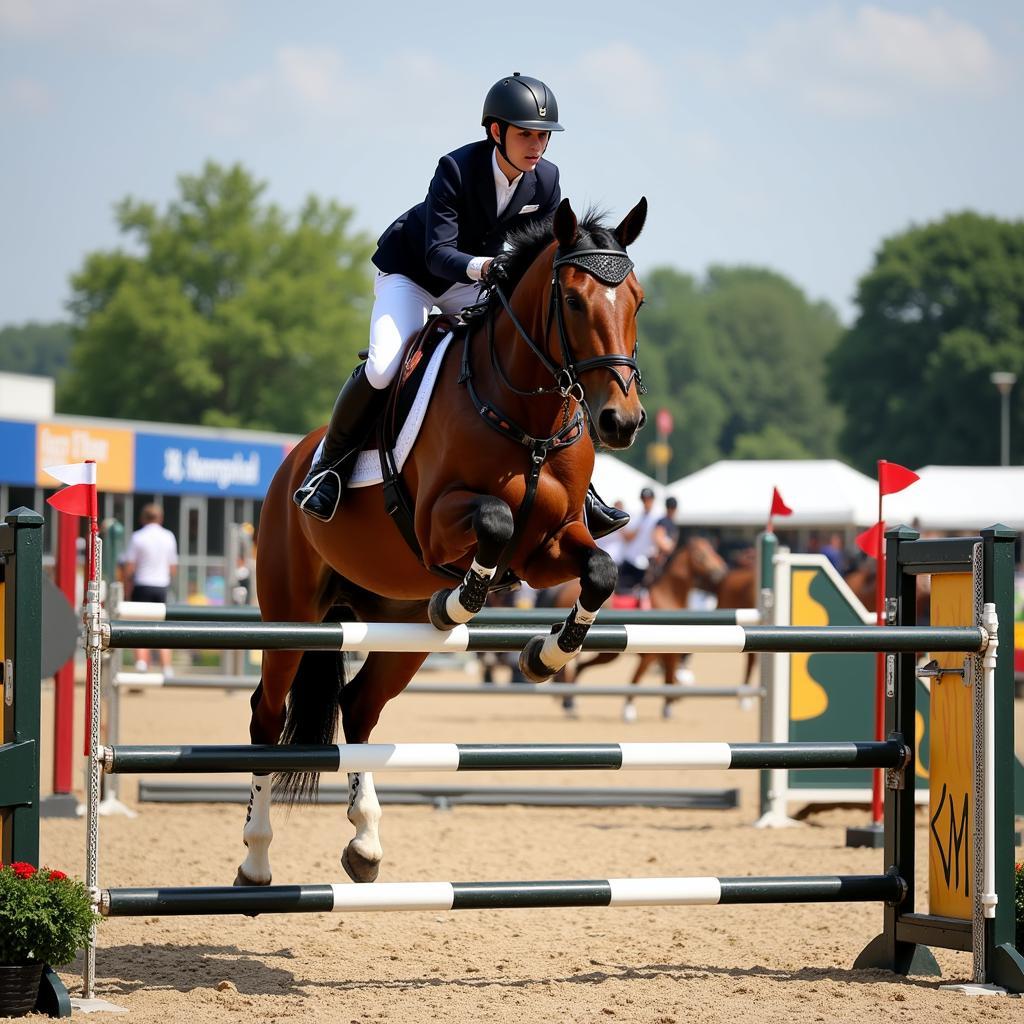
[293,72,630,539]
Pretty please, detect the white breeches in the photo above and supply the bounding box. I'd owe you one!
[366,271,483,389]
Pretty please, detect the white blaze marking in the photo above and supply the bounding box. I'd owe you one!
[605,288,617,306]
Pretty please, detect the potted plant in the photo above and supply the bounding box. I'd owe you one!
[0,862,100,1017]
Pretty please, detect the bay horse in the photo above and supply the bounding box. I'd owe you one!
[543,535,755,718]
[238,198,648,887]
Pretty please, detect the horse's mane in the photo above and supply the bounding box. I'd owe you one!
[489,206,619,306]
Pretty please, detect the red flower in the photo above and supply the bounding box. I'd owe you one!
[48,869,68,881]
[10,862,37,879]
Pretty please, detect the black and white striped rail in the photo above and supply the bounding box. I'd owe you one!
[112,672,761,701]
[114,604,762,627]
[101,873,905,917]
[101,739,909,775]
[105,620,987,654]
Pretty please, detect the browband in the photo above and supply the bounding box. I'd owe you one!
[553,247,634,286]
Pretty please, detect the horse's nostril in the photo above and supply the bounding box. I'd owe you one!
[638,409,648,431]
[599,408,621,436]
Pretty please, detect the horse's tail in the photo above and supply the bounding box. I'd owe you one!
[274,647,347,806]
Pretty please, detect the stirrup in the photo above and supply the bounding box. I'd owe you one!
[293,465,343,523]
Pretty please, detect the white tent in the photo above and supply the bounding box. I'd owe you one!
[590,454,662,509]
[882,466,1024,532]
[665,459,878,528]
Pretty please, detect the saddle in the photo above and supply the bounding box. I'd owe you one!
[374,312,520,591]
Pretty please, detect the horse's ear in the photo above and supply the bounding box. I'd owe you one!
[615,197,648,248]
[552,198,578,248]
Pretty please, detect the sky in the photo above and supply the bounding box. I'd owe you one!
[1,0,1022,328]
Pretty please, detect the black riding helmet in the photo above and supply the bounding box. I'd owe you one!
[482,72,563,173]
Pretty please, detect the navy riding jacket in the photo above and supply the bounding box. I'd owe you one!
[372,139,561,297]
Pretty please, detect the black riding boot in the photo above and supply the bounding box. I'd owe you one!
[585,483,630,540]
[293,364,388,522]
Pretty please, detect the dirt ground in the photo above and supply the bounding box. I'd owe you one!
[26,649,1024,1022]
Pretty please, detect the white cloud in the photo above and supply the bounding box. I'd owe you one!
[691,5,1003,117]
[680,131,722,165]
[277,47,347,112]
[189,47,474,140]
[0,76,53,114]
[0,0,235,53]
[572,43,666,119]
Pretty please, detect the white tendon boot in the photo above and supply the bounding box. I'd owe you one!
[236,774,273,885]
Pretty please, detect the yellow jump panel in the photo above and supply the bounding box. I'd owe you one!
[927,571,973,920]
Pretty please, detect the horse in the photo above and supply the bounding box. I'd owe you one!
[844,556,931,623]
[540,534,756,718]
[238,198,649,887]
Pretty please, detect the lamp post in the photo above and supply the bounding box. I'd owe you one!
[990,371,1017,466]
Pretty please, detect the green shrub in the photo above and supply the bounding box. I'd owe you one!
[0,862,100,966]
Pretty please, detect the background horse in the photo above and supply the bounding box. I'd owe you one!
[539,534,756,719]
[238,198,648,888]
[844,556,932,623]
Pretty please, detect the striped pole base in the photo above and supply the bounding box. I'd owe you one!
[101,873,905,917]
[102,739,909,775]
[105,620,987,655]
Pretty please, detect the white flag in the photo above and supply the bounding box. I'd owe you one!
[43,462,97,486]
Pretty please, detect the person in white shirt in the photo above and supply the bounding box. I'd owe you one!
[617,487,660,591]
[124,503,178,674]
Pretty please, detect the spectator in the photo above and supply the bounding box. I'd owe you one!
[617,487,660,591]
[651,496,680,568]
[819,531,847,574]
[124,504,178,674]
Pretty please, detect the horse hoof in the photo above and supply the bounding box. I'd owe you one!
[428,589,457,631]
[233,866,271,887]
[342,845,381,884]
[518,637,554,684]
[234,867,271,916]
[661,701,674,720]
[622,703,638,724]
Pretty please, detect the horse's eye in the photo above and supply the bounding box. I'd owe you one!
[565,294,583,312]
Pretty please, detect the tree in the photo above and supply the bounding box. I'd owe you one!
[61,162,374,433]
[828,212,1024,470]
[616,265,842,480]
[0,321,72,378]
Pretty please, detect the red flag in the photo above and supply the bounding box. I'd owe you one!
[770,487,792,517]
[47,483,97,518]
[856,521,884,559]
[878,461,919,497]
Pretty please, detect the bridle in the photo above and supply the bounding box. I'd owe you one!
[453,238,646,585]
[459,239,646,455]
[486,241,646,413]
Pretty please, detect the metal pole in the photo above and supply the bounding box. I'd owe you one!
[83,536,103,1001]
[990,371,1016,467]
[1001,390,1010,466]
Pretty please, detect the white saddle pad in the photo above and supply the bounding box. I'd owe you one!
[312,332,453,489]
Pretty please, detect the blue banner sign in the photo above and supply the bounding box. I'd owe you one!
[134,433,284,497]
[0,420,38,486]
